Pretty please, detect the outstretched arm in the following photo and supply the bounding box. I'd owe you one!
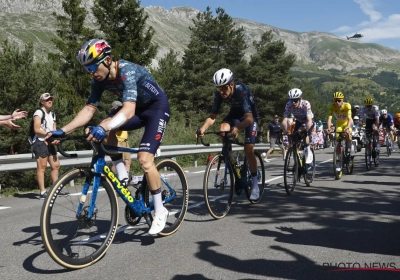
[0,109,28,121]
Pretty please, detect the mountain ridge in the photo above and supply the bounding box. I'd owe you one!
[0,1,399,72]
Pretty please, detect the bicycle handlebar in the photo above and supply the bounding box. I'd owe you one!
[47,134,122,158]
[196,129,244,146]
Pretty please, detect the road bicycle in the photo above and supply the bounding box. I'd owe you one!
[283,132,316,195]
[197,130,265,219]
[40,134,188,269]
[333,132,354,180]
[364,130,379,170]
[383,128,392,157]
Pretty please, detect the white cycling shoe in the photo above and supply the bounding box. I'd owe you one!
[148,207,169,236]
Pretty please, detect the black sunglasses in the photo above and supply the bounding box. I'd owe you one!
[290,98,300,103]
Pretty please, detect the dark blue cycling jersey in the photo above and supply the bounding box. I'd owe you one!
[86,59,168,110]
[211,82,259,121]
[379,113,393,126]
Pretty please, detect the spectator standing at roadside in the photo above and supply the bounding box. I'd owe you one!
[264,115,285,162]
[31,93,68,199]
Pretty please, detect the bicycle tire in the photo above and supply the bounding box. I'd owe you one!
[144,159,189,236]
[284,146,298,195]
[387,136,391,157]
[203,154,234,219]
[304,148,316,186]
[365,140,371,171]
[40,168,119,269]
[345,154,354,174]
[244,151,266,204]
[374,148,380,167]
[333,143,343,180]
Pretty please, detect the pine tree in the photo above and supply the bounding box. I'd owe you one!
[49,0,96,112]
[180,7,248,124]
[92,0,158,66]
[151,50,184,107]
[246,30,296,127]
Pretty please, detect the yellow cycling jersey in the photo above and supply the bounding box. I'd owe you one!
[328,102,352,125]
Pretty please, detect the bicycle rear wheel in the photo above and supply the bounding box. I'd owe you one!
[244,151,265,204]
[203,154,234,219]
[284,147,298,195]
[40,168,119,269]
[333,143,343,180]
[145,159,189,236]
[304,148,315,186]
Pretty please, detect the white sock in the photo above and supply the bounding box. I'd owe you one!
[152,192,165,215]
[113,159,129,182]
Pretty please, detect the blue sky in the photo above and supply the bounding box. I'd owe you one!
[142,0,400,50]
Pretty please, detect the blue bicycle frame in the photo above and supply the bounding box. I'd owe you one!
[75,145,176,219]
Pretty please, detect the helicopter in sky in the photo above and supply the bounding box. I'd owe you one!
[346,33,364,40]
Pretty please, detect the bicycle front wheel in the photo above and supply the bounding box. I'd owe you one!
[145,159,189,236]
[304,147,315,186]
[386,137,391,157]
[333,144,343,180]
[374,148,380,167]
[203,154,234,219]
[345,153,354,174]
[40,168,119,269]
[284,147,298,195]
[365,141,372,171]
[244,151,265,204]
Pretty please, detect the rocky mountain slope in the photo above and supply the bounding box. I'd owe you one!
[1,1,399,72]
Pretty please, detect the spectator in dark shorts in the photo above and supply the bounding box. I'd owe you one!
[110,101,132,182]
[32,93,68,199]
[264,115,285,162]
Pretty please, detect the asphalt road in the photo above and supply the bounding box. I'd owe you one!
[1,148,400,280]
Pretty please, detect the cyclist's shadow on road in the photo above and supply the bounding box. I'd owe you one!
[13,223,156,274]
[12,225,70,274]
[14,192,40,200]
[252,220,400,257]
[191,241,326,279]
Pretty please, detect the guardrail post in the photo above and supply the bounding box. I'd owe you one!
[70,180,74,187]
[194,154,197,167]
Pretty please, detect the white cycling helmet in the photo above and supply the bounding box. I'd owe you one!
[381,109,388,115]
[354,105,360,109]
[213,68,234,86]
[288,88,303,99]
[353,116,359,120]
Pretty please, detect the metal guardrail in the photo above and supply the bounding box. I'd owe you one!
[0,143,273,173]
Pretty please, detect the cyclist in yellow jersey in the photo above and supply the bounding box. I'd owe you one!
[326,91,355,156]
